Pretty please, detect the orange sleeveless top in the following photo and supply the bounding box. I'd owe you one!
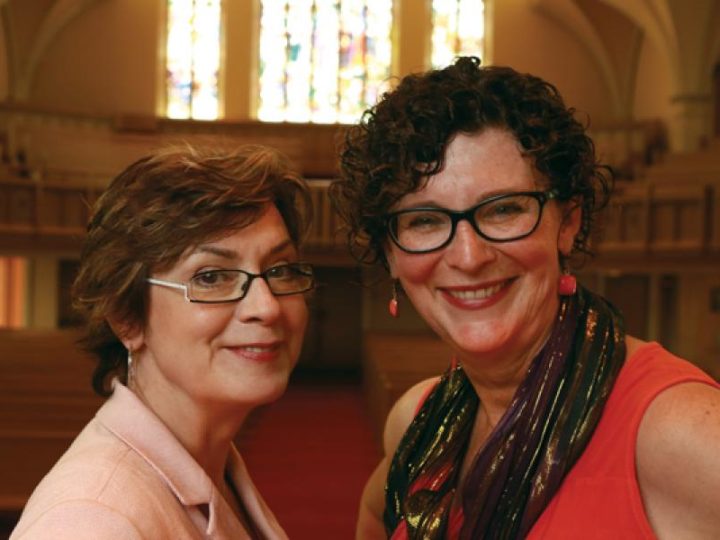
[405,343,718,539]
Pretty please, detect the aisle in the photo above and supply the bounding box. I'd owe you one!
[237,376,381,539]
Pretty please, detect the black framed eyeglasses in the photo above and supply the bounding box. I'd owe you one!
[384,190,558,254]
[146,262,315,303]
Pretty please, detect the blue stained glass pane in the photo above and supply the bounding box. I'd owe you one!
[166,0,221,119]
[259,0,392,124]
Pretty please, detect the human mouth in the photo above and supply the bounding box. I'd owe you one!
[243,345,275,353]
[228,342,281,362]
[441,279,512,307]
[446,282,505,300]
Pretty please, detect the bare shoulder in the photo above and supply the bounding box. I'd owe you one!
[637,380,720,539]
[383,377,440,454]
[624,334,647,358]
[356,377,440,539]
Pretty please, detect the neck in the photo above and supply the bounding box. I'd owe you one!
[462,365,524,429]
[458,305,558,425]
[130,371,249,487]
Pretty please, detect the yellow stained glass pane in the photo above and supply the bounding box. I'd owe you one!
[432,0,484,69]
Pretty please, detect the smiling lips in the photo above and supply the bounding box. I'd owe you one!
[229,342,281,362]
[441,278,513,307]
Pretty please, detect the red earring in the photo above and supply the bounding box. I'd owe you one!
[558,272,577,296]
[388,281,399,318]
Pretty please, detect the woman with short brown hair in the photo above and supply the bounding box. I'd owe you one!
[12,144,314,539]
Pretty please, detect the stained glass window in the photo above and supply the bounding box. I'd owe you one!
[166,0,222,120]
[432,0,484,68]
[258,0,393,124]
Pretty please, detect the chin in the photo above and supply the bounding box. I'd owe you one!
[253,372,293,405]
[445,324,516,357]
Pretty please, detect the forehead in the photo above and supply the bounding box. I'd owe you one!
[168,205,294,267]
[202,204,291,247]
[398,129,540,209]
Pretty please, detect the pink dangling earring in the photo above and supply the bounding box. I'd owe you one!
[558,270,577,296]
[388,281,399,318]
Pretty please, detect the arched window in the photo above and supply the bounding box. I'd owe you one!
[163,1,486,122]
[431,0,485,68]
[257,0,393,124]
[165,0,222,120]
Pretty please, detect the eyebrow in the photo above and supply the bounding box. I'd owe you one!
[194,238,295,259]
[395,188,526,210]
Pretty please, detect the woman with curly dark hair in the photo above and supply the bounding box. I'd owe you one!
[331,57,720,539]
[12,144,315,539]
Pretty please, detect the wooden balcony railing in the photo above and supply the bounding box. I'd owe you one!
[1,104,718,267]
[2,173,719,269]
[0,173,353,263]
[595,180,720,270]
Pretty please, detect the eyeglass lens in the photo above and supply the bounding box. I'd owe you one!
[391,193,543,252]
[188,264,313,302]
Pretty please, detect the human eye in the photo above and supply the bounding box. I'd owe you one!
[265,264,295,280]
[265,263,314,294]
[266,262,312,282]
[478,195,532,222]
[398,210,447,231]
[191,270,239,290]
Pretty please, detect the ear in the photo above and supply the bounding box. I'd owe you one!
[108,318,145,353]
[558,200,582,257]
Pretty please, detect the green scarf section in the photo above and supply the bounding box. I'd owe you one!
[384,286,626,539]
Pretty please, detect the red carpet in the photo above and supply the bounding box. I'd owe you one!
[237,377,381,539]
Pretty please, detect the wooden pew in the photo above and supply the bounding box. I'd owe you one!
[362,331,452,447]
[0,329,103,513]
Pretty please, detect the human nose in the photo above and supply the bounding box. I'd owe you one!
[444,219,496,270]
[234,276,281,323]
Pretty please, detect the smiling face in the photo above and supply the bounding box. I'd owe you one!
[386,128,580,371]
[128,204,308,419]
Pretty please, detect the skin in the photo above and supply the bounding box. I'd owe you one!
[356,129,720,539]
[119,204,308,532]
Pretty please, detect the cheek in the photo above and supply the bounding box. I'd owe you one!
[391,250,441,285]
[522,245,557,271]
[508,237,562,291]
[285,302,308,366]
[168,306,234,346]
[284,299,309,339]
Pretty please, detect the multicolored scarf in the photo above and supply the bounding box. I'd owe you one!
[384,286,626,539]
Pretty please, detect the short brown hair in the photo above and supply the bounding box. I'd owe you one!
[73,144,311,396]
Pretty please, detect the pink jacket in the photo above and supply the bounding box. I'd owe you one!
[10,382,287,539]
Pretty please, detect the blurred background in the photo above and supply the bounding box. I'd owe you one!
[1,1,719,537]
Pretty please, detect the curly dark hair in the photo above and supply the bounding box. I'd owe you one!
[72,144,311,396]
[330,56,612,266]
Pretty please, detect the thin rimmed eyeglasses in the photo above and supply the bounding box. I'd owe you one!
[146,262,315,303]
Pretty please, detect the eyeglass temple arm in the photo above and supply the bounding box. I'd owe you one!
[146,278,191,301]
